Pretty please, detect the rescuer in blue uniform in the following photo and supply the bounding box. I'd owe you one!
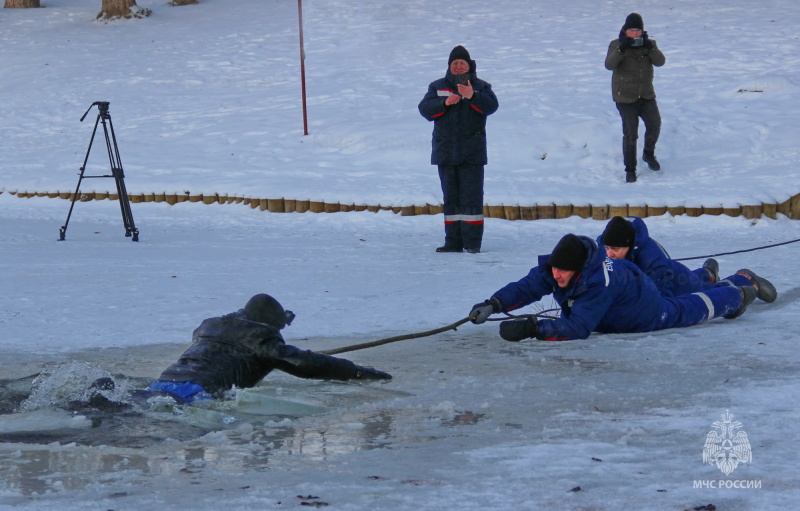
[468,234,764,342]
[599,216,777,302]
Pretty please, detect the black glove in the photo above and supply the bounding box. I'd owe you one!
[642,32,653,50]
[619,37,633,52]
[470,297,501,324]
[499,318,539,342]
[353,365,392,380]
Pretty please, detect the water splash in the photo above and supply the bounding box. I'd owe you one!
[17,361,128,412]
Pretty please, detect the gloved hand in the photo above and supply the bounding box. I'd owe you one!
[642,32,653,50]
[470,297,501,324]
[354,365,392,380]
[499,318,539,342]
[619,37,633,52]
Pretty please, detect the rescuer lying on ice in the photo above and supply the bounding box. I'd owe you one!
[598,215,777,302]
[468,234,774,342]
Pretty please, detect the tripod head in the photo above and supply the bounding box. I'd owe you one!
[80,101,111,122]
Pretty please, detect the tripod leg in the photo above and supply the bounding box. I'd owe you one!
[59,115,102,240]
[102,115,139,241]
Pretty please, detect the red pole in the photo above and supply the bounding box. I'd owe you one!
[298,0,309,135]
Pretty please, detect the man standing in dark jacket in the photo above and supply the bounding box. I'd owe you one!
[419,45,499,254]
[146,294,391,403]
[605,13,666,183]
[468,234,761,342]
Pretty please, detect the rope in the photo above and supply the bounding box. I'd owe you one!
[319,310,562,356]
[321,237,798,356]
[319,316,474,355]
[675,237,800,262]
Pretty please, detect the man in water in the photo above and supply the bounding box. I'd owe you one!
[140,293,391,403]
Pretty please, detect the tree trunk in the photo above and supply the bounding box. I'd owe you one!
[98,0,151,19]
[5,0,41,7]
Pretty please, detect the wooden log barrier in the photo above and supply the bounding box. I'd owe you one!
[628,205,647,218]
[740,205,762,219]
[791,194,800,219]
[592,205,609,220]
[573,205,591,219]
[762,202,777,220]
[504,205,521,221]
[555,205,572,219]
[8,190,800,222]
[608,205,628,218]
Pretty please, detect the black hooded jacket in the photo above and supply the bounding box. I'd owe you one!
[156,310,376,395]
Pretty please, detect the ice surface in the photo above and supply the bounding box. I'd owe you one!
[1,0,799,509]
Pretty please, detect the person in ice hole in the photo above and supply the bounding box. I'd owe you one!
[91,294,391,406]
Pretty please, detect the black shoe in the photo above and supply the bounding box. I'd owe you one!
[643,152,661,171]
[703,258,720,284]
[724,286,758,319]
[736,269,778,303]
[466,248,480,254]
[436,246,463,253]
[626,170,637,183]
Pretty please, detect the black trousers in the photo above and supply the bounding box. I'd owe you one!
[616,99,661,170]
[438,163,484,250]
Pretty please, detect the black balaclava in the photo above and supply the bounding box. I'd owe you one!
[243,294,287,330]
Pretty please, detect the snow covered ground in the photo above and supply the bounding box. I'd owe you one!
[3,0,800,206]
[1,0,799,510]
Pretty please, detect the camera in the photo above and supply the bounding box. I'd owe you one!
[454,73,470,85]
[631,37,644,47]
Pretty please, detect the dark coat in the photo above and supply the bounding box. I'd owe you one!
[418,69,498,165]
[604,37,666,103]
[156,310,378,395]
[491,236,673,340]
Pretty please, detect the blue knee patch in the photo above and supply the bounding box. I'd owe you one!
[147,381,211,403]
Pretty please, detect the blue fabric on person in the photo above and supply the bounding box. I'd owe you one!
[598,216,713,297]
[490,235,742,340]
[146,381,211,403]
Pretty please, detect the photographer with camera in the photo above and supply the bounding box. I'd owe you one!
[605,13,666,183]
[419,45,499,254]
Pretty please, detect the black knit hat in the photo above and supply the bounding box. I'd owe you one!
[448,45,471,65]
[243,294,287,329]
[623,12,644,31]
[548,234,588,272]
[601,216,636,248]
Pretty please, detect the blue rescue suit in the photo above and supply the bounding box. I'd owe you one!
[491,236,743,341]
[597,216,750,297]
[419,68,498,251]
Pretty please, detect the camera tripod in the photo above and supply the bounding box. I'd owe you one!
[59,101,139,242]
